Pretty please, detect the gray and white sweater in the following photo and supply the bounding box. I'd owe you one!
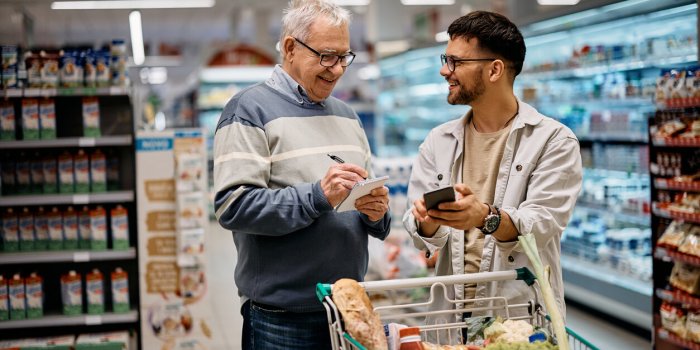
[213,65,390,312]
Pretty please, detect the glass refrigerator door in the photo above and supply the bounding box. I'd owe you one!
[516,3,697,329]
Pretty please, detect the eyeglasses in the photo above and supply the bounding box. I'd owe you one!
[294,37,356,68]
[440,54,495,72]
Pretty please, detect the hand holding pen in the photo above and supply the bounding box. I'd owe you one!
[323,154,389,221]
[321,153,369,207]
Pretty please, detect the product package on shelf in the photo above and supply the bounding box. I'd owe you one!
[0,335,75,350]
[0,101,15,140]
[75,331,130,350]
[652,69,700,349]
[0,274,9,320]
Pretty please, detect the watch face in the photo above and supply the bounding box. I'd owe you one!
[484,215,500,232]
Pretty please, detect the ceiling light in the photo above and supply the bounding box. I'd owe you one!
[129,11,145,66]
[333,0,370,5]
[537,0,580,5]
[401,0,454,5]
[51,0,215,10]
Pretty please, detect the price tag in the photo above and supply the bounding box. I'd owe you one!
[79,137,96,147]
[42,88,57,97]
[6,89,22,97]
[73,252,90,262]
[73,194,90,205]
[85,315,102,325]
[24,88,41,97]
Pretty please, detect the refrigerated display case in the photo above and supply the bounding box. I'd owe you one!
[374,1,697,330]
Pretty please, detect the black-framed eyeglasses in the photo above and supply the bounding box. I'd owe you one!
[294,37,356,68]
[440,54,495,72]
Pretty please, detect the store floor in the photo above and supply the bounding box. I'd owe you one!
[205,222,651,349]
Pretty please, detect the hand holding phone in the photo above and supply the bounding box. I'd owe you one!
[423,186,456,211]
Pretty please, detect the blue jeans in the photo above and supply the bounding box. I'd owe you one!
[241,300,332,350]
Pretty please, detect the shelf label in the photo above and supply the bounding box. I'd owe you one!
[24,88,41,97]
[73,252,90,262]
[73,194,90,205]
[6,89,22,97]
[41,88,57,97]
[85,315,102,325]
[109,86,125,95]
[79,137,96,147]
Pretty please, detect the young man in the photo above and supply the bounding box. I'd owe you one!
[213,1,390,349]
[403,11,582,323]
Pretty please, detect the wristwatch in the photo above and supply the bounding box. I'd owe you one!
[477,203,501,234]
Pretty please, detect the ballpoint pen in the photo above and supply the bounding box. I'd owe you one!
[327,153,367,179]
[327,153,345,164]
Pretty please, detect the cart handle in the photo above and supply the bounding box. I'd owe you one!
[316,268,536,302]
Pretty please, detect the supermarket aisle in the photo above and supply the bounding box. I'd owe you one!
[206,222,650,349]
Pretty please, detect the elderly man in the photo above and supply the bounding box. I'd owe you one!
[213,0,390,349]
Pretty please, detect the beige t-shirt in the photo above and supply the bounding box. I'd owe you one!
[462,117,511,300]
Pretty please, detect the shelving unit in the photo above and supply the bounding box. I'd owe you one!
[0,310,138,330]
[514,3,699,330]
[0,85,140,341]
[650,95,700,349]
[0,191,134,207]
[0,136,132,150]
[0,248,136,264]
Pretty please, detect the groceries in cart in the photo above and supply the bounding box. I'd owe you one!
[319,273,571,350]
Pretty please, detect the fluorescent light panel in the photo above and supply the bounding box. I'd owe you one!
[401,0,454,5]
[129,11,145,66]
[51,0,215,10]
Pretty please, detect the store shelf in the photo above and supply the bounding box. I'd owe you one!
[652,136,700,147]
[657,97,700,110]
[657,327,700,350]
[526,97,652,108]
[0,191,134,207]
[0,86,129,98]
[520,54,698,80]
[0,248,136,265]
[652,203,700,224]
[655,246,700,266]
[656,288,700,308]
[0,135,132,149]
[0,310,138,330]
[654,178,700,192]
[578,133,648,144]
[562,254,651,296]
[576,202,650,225]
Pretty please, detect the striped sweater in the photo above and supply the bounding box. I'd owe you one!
[213,66,391,312]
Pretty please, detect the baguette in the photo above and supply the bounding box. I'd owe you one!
[332,279,387,350]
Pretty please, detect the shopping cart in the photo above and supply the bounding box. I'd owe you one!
[316,268,598,350]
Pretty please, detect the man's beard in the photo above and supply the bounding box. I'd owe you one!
[447,75,485,105]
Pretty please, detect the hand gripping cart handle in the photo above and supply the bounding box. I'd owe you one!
[316,267,598,350]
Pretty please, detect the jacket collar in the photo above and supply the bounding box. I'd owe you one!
[444,97,543,139]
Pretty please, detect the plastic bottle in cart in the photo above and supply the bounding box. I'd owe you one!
[398,327,423,350]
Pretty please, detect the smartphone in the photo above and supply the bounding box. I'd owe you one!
[423,186,456,211]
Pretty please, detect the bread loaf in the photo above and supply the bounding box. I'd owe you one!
[332,279,387,350]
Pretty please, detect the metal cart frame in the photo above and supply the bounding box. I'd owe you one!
[316,268,598,350]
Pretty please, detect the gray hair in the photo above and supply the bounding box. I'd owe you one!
[280,0,351,52]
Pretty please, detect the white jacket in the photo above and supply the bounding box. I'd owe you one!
[403,100,582,323]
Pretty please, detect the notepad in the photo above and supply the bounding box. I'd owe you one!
[335,175,390,213]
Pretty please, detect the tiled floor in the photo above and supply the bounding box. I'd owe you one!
[206,222,651,349]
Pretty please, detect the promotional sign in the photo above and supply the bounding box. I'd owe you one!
[136,129,220,350]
